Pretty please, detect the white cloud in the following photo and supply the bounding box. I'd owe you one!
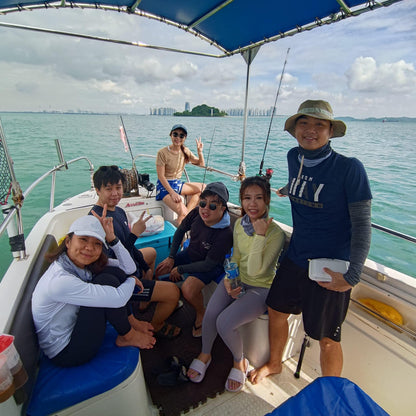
[0,1,415,117]
[346,57,416,94]
[171,61,198,79]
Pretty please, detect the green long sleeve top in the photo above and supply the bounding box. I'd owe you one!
[231,217,285,288]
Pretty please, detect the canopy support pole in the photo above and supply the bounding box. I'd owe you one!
[239,47,260,180]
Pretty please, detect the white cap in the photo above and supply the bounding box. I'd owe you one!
[69,216,107,246]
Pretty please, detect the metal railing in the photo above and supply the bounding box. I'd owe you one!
[2,151,415,259]
[0,141,94,258]
[135,153,416,245]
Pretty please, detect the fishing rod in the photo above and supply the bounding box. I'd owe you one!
[258,47,290,178]
[202,127,216,185]
[119,116,155,193]
[119,115,136,168]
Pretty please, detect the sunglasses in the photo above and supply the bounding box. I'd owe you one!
[199,200,220,210]
[172,132,186,139]
[98,165,119,172]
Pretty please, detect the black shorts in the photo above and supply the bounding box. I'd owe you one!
[266,257,351,342]
[131,279,155,302]
[102,265,155,302]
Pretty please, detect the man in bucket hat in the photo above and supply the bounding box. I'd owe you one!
[250,100,372,382]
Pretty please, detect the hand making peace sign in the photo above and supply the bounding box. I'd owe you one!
[131,211,153,237]
[195,136,204,153]
[91,204,116,242]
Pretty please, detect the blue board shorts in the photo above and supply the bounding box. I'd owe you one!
[156,179,184,201]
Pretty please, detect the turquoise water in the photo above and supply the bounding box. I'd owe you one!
[0,113,415,278]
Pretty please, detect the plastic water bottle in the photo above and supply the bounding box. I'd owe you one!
[224,259,245,297]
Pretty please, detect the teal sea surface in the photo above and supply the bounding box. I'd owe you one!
[0,113,415,279]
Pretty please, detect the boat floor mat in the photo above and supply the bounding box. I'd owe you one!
[135,298,233,416]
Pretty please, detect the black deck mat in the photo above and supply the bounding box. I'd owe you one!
[135,299,233,416]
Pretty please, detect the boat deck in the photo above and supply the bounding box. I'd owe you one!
[188,357,315,416]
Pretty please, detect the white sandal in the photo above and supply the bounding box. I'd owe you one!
[188,358,211,383]
[225,358,249,392]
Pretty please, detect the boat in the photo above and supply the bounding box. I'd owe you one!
[0,1,415,415]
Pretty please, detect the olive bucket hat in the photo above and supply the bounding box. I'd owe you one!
[284,100,347,138]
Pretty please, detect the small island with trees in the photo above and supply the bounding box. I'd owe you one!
[174,104,227,117]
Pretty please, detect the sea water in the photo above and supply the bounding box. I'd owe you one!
[0,113,415,279]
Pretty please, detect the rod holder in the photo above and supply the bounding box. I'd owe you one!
[55,139,68,170]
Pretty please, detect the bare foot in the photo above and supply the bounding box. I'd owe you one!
[187,352,211,379]
[116,328,156,349]
[248,362,282,385]
[128,315,153,335]
[128,315,154,334]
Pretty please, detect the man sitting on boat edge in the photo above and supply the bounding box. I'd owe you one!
[249,99,372,383]
[155,182,233,338]
[90,165,182,339]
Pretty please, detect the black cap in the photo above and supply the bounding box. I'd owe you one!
[204,182,229,203]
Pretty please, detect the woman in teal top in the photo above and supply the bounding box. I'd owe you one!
[187,176,285,392]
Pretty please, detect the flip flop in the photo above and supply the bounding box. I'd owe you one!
[157,365,188,386]
[154,323,181,339]
[192,323,202,338]
[188,358,212,383]
[156,356,189,386]
[225,358,249,392]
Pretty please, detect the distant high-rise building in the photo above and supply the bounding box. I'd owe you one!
[185,102,190,112]
[149,107,177,116]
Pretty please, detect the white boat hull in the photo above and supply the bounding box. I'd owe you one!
[1,189,415,416]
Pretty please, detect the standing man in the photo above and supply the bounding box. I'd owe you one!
[91,166,181,339]
[250,100,372,382]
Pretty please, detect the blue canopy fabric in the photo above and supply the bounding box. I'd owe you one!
[0,0,404,56]
[266,377,389,416]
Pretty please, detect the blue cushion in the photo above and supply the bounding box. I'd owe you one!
[27,324,140,416]
[266,376,388,416]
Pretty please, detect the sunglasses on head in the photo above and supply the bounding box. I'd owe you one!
[199,200,220,210]
[172,132,186,139]
[98,165,119,172]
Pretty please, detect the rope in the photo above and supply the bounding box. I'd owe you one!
[120,168,138,194]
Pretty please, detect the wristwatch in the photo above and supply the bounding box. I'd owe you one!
[108,237,119,247]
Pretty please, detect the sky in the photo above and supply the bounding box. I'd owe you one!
[0,1,415,118]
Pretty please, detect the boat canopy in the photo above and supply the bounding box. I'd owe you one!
[0,0,404,57]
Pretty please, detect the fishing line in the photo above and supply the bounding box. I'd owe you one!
[202,127,216,185]
[258,47,290,177]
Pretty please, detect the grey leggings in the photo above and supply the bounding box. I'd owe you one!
[201,280,269,362]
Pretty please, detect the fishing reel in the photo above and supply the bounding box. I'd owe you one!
[257,168,274,182]
[137,173,155,192]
